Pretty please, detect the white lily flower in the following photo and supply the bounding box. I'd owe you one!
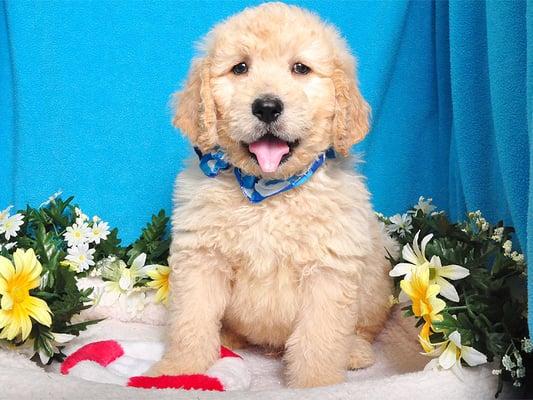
[101,253,154,305]
[424,331,487,379]
[38,332,76,364]
[390,231,470,302]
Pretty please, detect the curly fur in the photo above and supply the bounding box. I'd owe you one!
[148,2,395,388]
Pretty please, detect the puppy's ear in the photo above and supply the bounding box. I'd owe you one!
[172,58,217,152]
[331,56,370,156]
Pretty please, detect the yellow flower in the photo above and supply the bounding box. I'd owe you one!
[146,265,170,304]
[419,320,434,353]
[400,263,446,324]
[0,249,52,340]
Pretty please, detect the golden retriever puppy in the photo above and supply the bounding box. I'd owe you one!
[148,2,393,388]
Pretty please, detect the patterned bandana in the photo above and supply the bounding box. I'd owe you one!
[194,147,336,204]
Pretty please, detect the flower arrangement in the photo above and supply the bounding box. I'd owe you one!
[381,197,531,397]
[0,194,171,363]
[0,193,530,397]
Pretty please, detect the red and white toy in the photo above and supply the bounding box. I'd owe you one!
[60,340,251,391]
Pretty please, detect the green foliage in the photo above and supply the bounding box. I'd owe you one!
[0,195,171,364]
[382,201,530,397]
[126,210,170,265]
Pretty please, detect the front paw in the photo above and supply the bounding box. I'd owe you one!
[286,368,344,388]
[144,357,210,377]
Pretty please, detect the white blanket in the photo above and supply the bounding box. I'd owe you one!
[0,297,503,400]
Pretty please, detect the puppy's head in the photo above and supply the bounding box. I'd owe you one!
[174,2,370,178]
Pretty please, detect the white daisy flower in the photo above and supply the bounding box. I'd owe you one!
[412,196,436,215]
[88,221,110,245]
[66,243,95,271]
[0,212,24,240]
[0,206,13,222]
[64,222,91,247]
[390,231,470,302]
[386,213,413,238]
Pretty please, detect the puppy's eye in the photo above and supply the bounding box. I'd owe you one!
[232,62,248,75]
[292,63,311,75]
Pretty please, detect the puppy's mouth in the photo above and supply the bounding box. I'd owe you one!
[242,133,299,173]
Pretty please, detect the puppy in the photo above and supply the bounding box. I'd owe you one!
[149,2,393,388]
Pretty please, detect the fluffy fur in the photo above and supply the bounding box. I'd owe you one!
[148,2,395,388]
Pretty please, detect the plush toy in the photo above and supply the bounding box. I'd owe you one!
[60,340,251,391]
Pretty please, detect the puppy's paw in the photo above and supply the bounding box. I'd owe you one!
[347,336,375,370]
[220,328,248,350]
[144,357,210,377]
[286,369,344,388]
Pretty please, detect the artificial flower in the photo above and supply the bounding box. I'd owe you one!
[502,240,512,255]
[0,242,16,252]
[119,288,150,317]
[400,263,446,323]
[424,331,487,379]
[0,249,52,340]
[386,213,413,238]
[39,190,63,208]
[412,196,436,215]
[101,253,152,305]
[37,332,76,364]
[63,222,91,247]
[74,207,89,222]
[418,320,434,353]
[146,265,170,303]
[0,206,12,222]
[509,251,525,265]
[522,338,533,353]
[491,227,504,242]
[87,221,110,245]
[0,212,24,241]
[390,231,469,302]
[66,243,95,271]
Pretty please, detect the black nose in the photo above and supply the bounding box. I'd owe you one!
[252,96,283,123]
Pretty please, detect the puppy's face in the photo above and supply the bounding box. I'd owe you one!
[174,3,370,179]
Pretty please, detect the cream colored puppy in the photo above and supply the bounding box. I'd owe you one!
[149,2,394,388]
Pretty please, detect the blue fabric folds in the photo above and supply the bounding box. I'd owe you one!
[0,1,531,331]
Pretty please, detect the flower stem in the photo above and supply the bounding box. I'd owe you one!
[445,306,468,311]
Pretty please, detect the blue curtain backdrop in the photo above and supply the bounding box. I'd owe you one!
[0,1,531,331]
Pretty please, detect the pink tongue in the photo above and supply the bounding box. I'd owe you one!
[249,136,290,173]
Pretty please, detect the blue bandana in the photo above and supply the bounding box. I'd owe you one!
[195,146,335,203]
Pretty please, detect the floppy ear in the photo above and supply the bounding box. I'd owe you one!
[172,58,217,152]
[331,58,370,156]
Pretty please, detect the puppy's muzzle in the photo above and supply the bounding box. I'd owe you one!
[252,95,283,124]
